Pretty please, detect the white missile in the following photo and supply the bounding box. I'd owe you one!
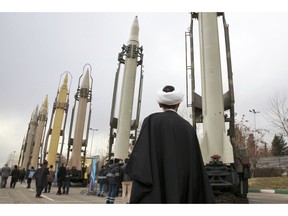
[68,69,90,170]
[198,12,234,164]
[114,16,139,160]
[22,106,38,169]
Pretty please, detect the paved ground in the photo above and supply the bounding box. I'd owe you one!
[0,179,122,204]
[2,178,288,205]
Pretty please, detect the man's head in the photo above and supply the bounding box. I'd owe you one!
[156,85,184,111]
[43,160,48,166]
[114,158,121,164]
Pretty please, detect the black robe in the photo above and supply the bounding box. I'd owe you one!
[126,111,215,203]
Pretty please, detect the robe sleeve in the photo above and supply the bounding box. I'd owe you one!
[125,117,154,202]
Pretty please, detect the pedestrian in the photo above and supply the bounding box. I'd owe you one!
[26,166,36,189]
[0,163,11,188]
[10,165,20,188]
[106,158,122,204]
[121,158,132,204]
[97,165,108,197]
[62,166,72,195]
[44,165,55,193]
[19,168,26,184]
[83,167,88,187]
[34,160,49,198]
[126,85,215,203]
[56,163,66,195]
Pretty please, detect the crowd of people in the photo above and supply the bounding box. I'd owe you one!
[0,161,72,198]
[0,159,132,203]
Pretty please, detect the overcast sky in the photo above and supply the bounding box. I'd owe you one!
[1,2,288,167]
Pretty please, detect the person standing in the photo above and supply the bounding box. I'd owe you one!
[19,168,26,184]
[83,167,88,187]
[97,165,108,197]
[62,166,72,195]
[26,166,36,189]
[106,158,122,204]
[121,158,132,204]
[0,164,11,188]
[126,85,215,203]
[10,165,20,188]
[56,163,66,195]
[44,165,55,193]
[34,160,49,198]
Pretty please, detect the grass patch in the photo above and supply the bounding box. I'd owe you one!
[249,177,288,190]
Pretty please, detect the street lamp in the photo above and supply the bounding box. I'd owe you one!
[89,128,98,157]
[249,109,260,156]
[10,151,16,167]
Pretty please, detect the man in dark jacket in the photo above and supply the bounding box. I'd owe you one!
[106,158,122,204]
[34,160,49,198]
[97,165,108,197]
[10,165,20,188]
[121,159,132,203]
[44,165,55,193]
[126,85,215,203]
[62,166,72,195]
[56,163,66,195]
[19,168,26,184]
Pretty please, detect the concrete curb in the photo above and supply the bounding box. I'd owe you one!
[249,188,288,194]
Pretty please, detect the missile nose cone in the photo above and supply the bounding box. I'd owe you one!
[43,95,48,109]
[64,72,69,85]
[81,69,90,89]
[128,16,139,44]
[32,105,39,121]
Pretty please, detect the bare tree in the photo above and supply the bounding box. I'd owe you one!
[266,91,288,136]
[235,114,251,148]
[235,114,269,173]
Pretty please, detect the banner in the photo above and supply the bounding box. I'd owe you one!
[89,156,97,192]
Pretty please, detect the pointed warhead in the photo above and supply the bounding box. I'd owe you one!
[81,68,90,89]
[43,95,48,107]
[60,72,69,91]
[64,72,69,85]
[42,95,48,113]
[32,105,39,122]
[128,16,139,44]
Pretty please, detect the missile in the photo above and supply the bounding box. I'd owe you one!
[198,12,234,164]
[114,16,140,160]
[18,136,26,168]
[68,69,90,170]
[22,105,38,169]
[30,95,48,168]
[46,73,69,169]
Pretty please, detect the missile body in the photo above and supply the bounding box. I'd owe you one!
[68,70,90,170]
[47,73,69,168]
[114,16,140,160]
[198,12,234,164]
[22,106,38,169]
[30,95,48,168]
[18,136,26,168]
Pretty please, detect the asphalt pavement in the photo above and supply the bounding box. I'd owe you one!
[0,178,122,204]
[2,177,288,205]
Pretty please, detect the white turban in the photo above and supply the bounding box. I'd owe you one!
[156,86,184,105]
